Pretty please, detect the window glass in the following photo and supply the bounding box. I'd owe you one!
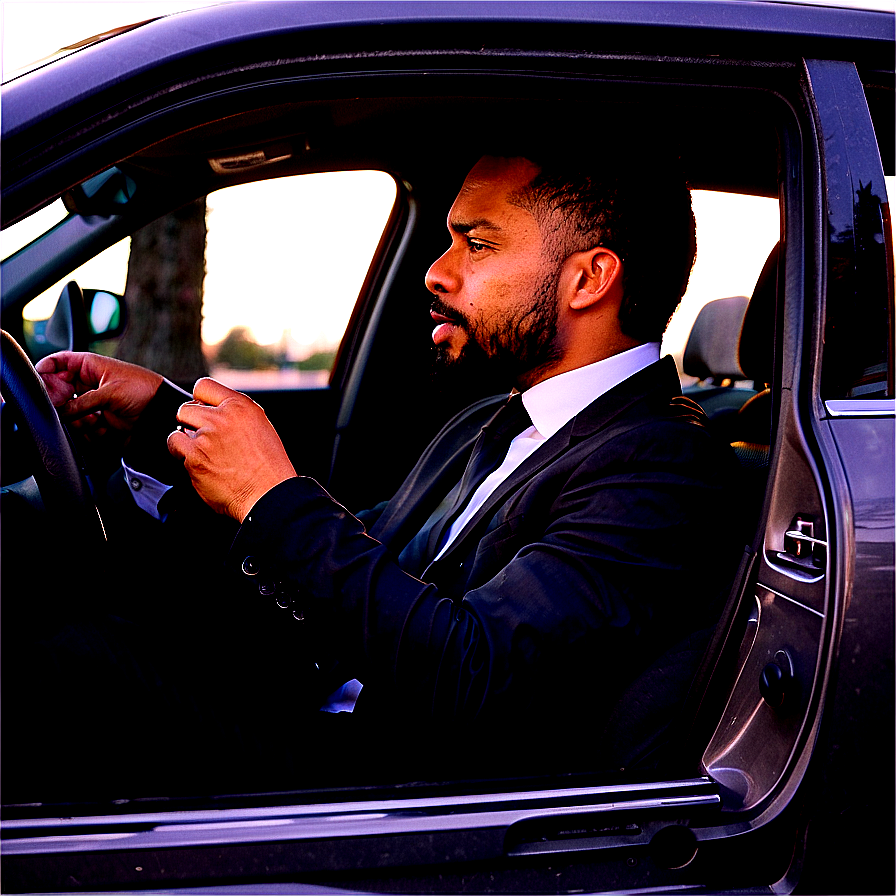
[0,198,68,263]
[15,171,397,387]
[818,81,894,400]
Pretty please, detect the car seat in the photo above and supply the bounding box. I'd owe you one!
[683,294,756,442]
[596,246,781,772]
[730,242,779,473]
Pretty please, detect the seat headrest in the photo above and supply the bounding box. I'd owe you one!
[682,295,749,381]
[738,242,779,386]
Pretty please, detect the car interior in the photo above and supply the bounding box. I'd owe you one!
[0,70,824,812]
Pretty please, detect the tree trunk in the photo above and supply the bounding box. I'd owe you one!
[117,198,208,387]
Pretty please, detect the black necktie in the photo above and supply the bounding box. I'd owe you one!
[400,393,532,574]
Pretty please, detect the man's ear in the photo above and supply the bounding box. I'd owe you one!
[567,247,623,310]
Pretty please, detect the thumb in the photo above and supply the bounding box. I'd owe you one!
[35,352,74,376]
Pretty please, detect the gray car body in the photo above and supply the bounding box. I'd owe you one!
[1,2,893,893]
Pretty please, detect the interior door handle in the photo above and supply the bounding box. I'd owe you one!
[778,516,827,572]
[783,529,827,552]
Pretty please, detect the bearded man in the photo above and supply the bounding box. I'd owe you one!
[34,145,742,788]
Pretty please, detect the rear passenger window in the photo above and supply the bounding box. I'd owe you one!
[663,188,779,381]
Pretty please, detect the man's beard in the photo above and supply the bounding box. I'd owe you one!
[431,262,563,390]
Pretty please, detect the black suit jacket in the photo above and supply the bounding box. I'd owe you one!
[224,357,743,768]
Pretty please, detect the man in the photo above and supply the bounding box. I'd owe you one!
[35,146,741,785]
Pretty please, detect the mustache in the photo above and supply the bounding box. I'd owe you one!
[429,296,470,330]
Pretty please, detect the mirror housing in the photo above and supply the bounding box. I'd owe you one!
[62,167,137,217]
[23,286,126,361]
[45,281,89,353]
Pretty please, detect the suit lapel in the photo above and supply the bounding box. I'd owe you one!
[367,394,507,549]
[422,421,572,573]
[426,357,681,570]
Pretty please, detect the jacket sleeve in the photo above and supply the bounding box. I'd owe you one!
[226,418,741,727]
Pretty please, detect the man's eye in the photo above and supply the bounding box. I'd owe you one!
[467,238,488,253]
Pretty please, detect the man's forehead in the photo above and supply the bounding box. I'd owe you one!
[460,155,540,194]
[449,155,540,229]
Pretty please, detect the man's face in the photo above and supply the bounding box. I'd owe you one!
[425,156,564,386]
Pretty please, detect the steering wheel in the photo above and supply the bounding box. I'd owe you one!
[0,329,106,546]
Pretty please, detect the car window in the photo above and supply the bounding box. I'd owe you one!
[818,79,893,400]
[14,170,397,388]
[203,171,396,390]
[0,198,68,258]
[663,189,780,379]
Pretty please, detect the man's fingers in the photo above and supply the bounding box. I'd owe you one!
[192,377,242,407]
[40,376,76,407]
[178,378,253,428]
[176,400,218,430]
[167,428,192,460]
[37,353,81,406]
[35,352,76,376]
[63,387,111,421]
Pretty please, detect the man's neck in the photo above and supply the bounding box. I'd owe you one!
[515,335,647,392]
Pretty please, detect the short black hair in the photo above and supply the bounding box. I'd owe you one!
[490,139,696,343]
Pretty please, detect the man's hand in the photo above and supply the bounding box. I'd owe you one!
[35,351,163,440]
[167,378,297,522]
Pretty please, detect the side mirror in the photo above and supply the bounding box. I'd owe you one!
[45,281,90,353]
[84,289,125,340]
[22,283,126,361]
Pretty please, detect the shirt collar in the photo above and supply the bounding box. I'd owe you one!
[520,342,661,439]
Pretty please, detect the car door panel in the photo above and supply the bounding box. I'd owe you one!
[685,55,892,888]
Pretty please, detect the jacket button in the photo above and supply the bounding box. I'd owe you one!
[130,478,143,491]
[241,556,260,576]
[258,581,277,596]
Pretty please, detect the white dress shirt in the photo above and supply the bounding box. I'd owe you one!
[122,460,173,520]
[434,342,662,558]
[324,341,661,712]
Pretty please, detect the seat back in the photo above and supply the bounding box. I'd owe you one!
[601,246,781,772]
[731,242,779,469]
[683,294,749,383]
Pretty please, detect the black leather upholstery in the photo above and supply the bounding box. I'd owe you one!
[683,294,749,382]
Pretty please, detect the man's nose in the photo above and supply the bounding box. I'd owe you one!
[425,247,457,295]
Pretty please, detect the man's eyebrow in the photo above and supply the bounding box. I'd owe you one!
[449,217,503,235]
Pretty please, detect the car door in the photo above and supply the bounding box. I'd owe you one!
[1,5,893,894]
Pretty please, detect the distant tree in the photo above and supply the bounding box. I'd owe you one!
[215,326,278,370]
[116,198,209,387]
[294,349,337,371]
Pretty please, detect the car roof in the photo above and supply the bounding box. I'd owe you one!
[5,0,892,136]
[3,0,892,96]
[2,0,892,228]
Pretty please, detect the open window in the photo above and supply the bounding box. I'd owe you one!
[2,81,787,787]
[3,75,787,783]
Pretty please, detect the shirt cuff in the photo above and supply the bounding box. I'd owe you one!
[121,460,173,521]
[320,679,363,713]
